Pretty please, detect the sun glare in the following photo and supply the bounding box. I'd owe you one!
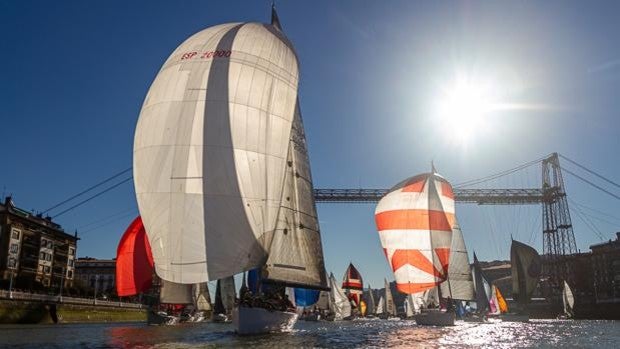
[436,77,498,144]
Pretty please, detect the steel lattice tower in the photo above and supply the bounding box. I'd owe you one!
[541,153,578,293]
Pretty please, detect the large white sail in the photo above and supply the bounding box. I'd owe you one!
[133,22,300,283]
[439,222,475,300]
[328,273,351,320]
[375,171,455,294]
[261,102,328,289]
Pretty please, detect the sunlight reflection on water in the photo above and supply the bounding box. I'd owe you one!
[0,318,617,348]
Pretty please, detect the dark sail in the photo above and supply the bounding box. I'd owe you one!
[472,253,489,314]
[511,240,542,304]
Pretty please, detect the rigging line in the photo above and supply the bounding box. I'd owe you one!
[42,167,132,214]
[559,154,620,191]
[80,211,138,235]
[561,166,620,201]
[453,155,548,188]
[53,177,133,219]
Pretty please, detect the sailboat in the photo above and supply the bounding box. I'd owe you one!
[562,281,575,319]
[502,239,542,322]
[403,294,416,318]
[383,279,399,320]
[132,5,328,335]
[365,284,376,318]
[375,169,457,326]
[469,252,491,322]
[328,272,352,321]
[342,263,364,310]
[212,277,236,323]
[488,284,508,318]
[376,295,385,315]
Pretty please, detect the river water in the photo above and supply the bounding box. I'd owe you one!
[0,319,618,348]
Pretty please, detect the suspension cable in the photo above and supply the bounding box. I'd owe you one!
[42,167,132,214]
[454,154,549,188]
[53,177,133,218]
[559,154,620,190]
[561,166,620,201]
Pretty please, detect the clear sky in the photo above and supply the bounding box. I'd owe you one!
[2,0,620,289]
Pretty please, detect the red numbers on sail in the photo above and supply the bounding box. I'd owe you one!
[181,51,232,60]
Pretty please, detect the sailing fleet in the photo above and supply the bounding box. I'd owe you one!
[114,5,576,335]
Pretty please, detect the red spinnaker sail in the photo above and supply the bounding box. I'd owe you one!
[116,216,154,297]
[342,263,363,305]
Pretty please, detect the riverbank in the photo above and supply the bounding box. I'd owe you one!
[0,299,146,324]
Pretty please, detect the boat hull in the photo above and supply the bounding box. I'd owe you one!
[414,310,455,326]
[500,313,529,322]
[233,306,298,335]
[147,309,178,326]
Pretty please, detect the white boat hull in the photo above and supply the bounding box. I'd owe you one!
[414,310,455,326]
[233,306,298,335]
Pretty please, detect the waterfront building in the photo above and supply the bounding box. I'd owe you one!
[0,197,78,291]
[591,232,620,303]
[74,257,116,296]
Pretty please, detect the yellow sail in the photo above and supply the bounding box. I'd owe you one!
[360,300,367,317]
[496,286,509,313]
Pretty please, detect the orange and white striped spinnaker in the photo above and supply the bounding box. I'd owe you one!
[374,170,455,294]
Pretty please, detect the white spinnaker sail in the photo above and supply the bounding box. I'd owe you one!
[376,295,385,314]
[133,22,300,283]
[440,222,475,300]
[261,102,327,289]
[328,273,351,320]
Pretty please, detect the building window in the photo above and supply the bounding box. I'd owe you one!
[67,270,73,279]
[8,258,17,269]
[40,252,46,260]
[46,254,52,261]
[69,247,75,256]
[9,243,19,254]
[48,241,54,249]
[68,259,74,267]
[11,228,20,240]
[38,264,44,273]
[44,266,51,274]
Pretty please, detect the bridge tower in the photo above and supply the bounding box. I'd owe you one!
[541,153,578,293]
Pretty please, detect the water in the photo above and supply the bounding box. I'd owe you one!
[0,319,618,348]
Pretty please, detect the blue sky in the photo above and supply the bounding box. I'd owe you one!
[2,0,620,288]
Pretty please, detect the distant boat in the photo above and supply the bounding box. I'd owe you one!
[364,284,376,317]
[376,295,385,315]
[375,168,457,326]
[471,252,491,320]
[342,263,364,308]
[502,239,542,322]
[132,5,328,335]
[375,279,398,319]
[563,281,575,319]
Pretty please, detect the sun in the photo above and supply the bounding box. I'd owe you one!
[436,77,498,143]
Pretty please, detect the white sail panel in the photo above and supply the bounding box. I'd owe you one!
[563,281,575,317]
[376,295,385,314]
[440,222,475,300]
[384,279,397,316]
[160,279,194,304]
[134,22,300,283]
[261,102,328,289]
